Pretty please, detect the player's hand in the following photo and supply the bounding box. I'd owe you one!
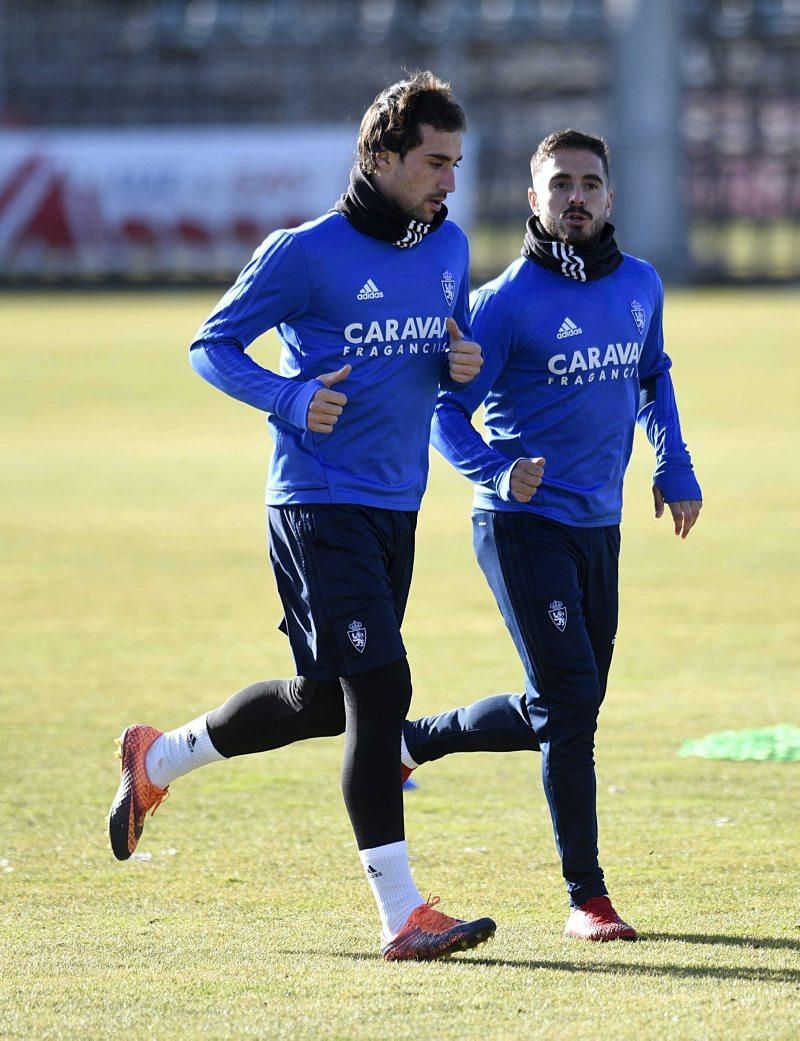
[510,457,546,503]
[653,484,702,539]
[446,317,483,383]
[307,364,350,434]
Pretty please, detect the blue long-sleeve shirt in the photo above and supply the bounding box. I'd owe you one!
[190,211,471,510]
[431,254,701,526]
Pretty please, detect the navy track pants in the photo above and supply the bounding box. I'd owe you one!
[405,509,620,907]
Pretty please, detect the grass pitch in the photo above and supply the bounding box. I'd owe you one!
[1,288,798,1040]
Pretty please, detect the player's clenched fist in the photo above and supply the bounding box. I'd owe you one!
[307,364,351,433]
[510,456,546,503]
[446,317,483,383]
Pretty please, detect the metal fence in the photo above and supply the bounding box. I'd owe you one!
[1,0,799,281]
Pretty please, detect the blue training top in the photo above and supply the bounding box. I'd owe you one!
[432,254,702,527]
[190,211,471,511]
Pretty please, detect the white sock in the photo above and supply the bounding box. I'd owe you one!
[145,714,224,788]
[400,731,419,772]
[359,840,424,939]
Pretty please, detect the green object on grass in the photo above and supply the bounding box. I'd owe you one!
[678,724,800,762]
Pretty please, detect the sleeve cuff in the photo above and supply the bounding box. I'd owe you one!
[274,378,324,431]
[494,459,526,502]
[654,462,702,503]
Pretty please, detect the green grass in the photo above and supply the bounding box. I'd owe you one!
[1,289,798,1040]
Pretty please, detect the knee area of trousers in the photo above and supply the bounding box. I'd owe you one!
[568,672,601,704]
[549,681,602,722]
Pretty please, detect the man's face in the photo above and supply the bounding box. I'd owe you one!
[373,123,462,224]
[529,148,613,245]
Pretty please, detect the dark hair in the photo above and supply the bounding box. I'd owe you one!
[357,70,466,174]
[530,129,611,182]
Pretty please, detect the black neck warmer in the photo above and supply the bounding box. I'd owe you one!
[522,216,623,282]
[334,166,447,248]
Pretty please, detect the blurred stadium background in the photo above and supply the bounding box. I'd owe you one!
[1,0,799,284]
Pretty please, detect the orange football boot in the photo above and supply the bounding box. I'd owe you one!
[108,724,169,860]
[381,896,496,961]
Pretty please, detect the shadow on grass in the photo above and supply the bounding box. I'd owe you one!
[458,957,800,985]
[283,946,800,984]
[647,932,800,953]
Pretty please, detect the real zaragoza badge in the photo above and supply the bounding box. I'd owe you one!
[347,620,367,653]
[441,270,455,306]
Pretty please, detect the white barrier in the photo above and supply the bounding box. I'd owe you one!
[0,127,475,279]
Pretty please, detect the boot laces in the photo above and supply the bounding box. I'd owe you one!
[148,789,169,817]
[415,895,459,933]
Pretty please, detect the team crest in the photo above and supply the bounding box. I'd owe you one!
[441,270,455,307]
[347,620,367,653]
[630,300,646,335]
[548,600,567,632]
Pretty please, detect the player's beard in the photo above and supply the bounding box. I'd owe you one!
[541,210,606,246]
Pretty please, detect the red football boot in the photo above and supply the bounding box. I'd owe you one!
[564,896,637,941]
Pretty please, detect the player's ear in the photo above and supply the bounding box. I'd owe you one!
[605,188,613,217]
[374,150,392,172]
[528,185,538,216]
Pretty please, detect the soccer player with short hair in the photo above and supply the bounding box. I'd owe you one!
[400,129,703,941]
[108,71,496,962]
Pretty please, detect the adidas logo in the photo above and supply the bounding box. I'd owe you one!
[556,316,582,339]
[186,731,197,752]
[357,279,384,300]
[366,864,383,878]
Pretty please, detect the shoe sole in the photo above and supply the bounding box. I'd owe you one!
[436,919,497,959]
[565,929,637,942]
[108,728,136,861]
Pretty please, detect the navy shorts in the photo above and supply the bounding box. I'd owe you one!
[267,504,417,681]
